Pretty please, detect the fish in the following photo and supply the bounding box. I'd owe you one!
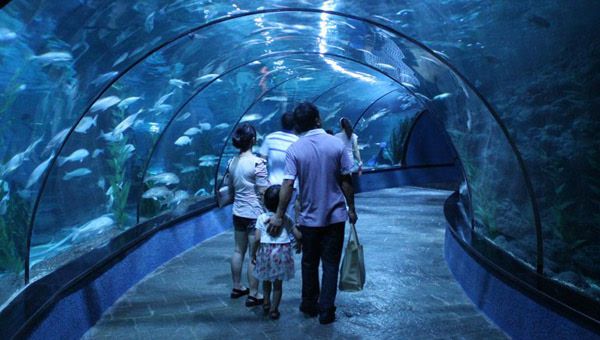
[198,122,212,131]
[30,51,73,63]
[92,71,119,86]
[122,144,136,154]
[214,123,230,129]
[194,188,209,197]
[97,177,106,190]
[376,63,396,70]
[184,127,202,136]
[72,215,114,241]
[113,111,140,135]
[0,28,17,42]
[415,93,431,102]
[433,93,452,101]
[175,136,192,146]
[297,77,314,81]
[117,96,142,110]
[43,128,70,155]
[75,115,98,133]
[357,48,374,56]
[170,190,190,205]
[179,166,198,173]
[112,52,129,67]
[145,11,155,32]
[155,91,174,107]
[90,96,121,112]
[59,149,89,166]
[240,113,262,122]
[2,137,43,176]
[63,168,92,180]
[99,130,124,142]
[395,9,415,16]
[400,82,417,90]
[259,110,277,124]
[262,96,287,102]
[175,112,192,122]
[26,153,54,188]
[152,104,172,114]
[142,186,173,201]
[194,73,219,86]
[198,155,219,162]
[145,172,180,186]
[367,108,390,122]
[169,79,189,88]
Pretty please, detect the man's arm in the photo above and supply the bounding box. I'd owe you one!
[340,174,357,224]
[267,179,294,236]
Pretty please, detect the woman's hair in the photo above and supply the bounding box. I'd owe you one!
[232,123,256,151]
[264,184,281,213]
[340,117,353,139]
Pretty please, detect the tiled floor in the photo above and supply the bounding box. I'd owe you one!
[83,187,507,339]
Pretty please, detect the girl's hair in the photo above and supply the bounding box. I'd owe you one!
[264,184,281,213]
[340,117,353,139]
[232,123,256,151]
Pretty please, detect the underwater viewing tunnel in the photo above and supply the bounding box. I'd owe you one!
[0,1,599,339]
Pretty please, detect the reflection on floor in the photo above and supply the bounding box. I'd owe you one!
[83,187,507,339]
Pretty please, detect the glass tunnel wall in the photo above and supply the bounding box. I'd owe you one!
[0,0,599,311]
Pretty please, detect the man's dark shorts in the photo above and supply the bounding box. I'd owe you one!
[233,215,257,234]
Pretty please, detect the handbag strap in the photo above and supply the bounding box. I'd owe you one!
[348,223,360,245]
[219,157,236,188]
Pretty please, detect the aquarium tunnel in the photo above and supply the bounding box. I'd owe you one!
[0,1,599,339]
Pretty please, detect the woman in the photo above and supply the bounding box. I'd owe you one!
[335,117,363,175]
[226,123,269,306]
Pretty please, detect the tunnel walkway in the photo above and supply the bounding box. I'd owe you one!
[83,187,507,339]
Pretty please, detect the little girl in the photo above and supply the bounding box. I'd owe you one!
[252,184,302,320]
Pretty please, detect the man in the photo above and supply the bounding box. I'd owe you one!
[258,112,299,185]
[268,102,357,325]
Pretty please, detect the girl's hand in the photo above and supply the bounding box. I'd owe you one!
[251,257,257,265]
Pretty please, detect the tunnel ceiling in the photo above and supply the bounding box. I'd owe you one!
[1,0,599,315]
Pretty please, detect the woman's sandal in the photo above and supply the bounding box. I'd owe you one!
[262,303,271,315]
[230,287,250,299]
[245,295,264,307]
[269,310,280,320]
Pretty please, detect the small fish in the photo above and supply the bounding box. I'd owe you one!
[170,190,190,205]
[194,73,219,85]
[297,77,314,81]
[44,128,70,155]
[175,112,192,122]
[2,137,43,176]
[59,149,89,166]
[184,127,202,136]
[26,153,54,188]
[395,9,414,16]
[368,108,390,122]
[72,215,114,241]
[433,93,452,101]
[175,136,192,146]
[117,96,142,110]
[30,51,73,63]
[113,111,140,135]
[75,115,98,133]
[198,122,212,131]
[169,79,190,88]
[145,172,180,186]
[214,123,230,129]
[63,168,92,180]
[142,186,173,201]
[92,71,119,86]
[97,177,106,190]
[357,48,374,56]
[99,130,124,142]
[145,11,155,32]
[91,96,121,112]
[400,82,417,90]
[259,110,277,124]
[156,91,174,106]
[376,63,396,70]
[240,113,262,122]
[194,188,209,197]
[112,52,129,67]
[262,96,287,102]
[198,155,219,162]
[179,166,198,173]
[152,104,172,114]
[0,28,17,42]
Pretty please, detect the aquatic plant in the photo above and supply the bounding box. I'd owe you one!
[106,108,132,229]
[389,117,413,165]
[0,188,27,274]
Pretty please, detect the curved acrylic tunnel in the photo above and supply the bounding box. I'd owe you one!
[1,2,599,336]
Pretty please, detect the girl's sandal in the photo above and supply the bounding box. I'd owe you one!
[262,303,271,315]
[269,310,280,320]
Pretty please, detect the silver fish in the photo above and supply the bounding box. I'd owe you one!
[214,123,230,129]
[156,91,175,106]
[262,96,287,102]
[26,153,54,188]
[175,136,192,146]
[145,172,180,186]
[30,51,73,63]
[142,186,173,200]
[184,127,202,136]
[240,113,262,122]
[376,63,396,70]
[179,166,198,174]
[169,79,189,88]
[63,168,92,180]
[152,104,172,114]
[198,155,219,162]
[2,137,43,176]
[97,177,106,190]
[44,128,70,155]
[0,28,17,42]
[170,190,190,205]
[112,52,129,67]
[92,71,119,86]
[194,73,219,85]
[145,11,155,33]
[175,112,192,122]
[113,111,140,135]
[75,115,97,133]
[59,149,89,166]
[117,96,142,110]
[72,215,114,241]
[91,96,121,112]
[433,93,452,101]
[99,130,124,142]
[259,109,277,125]
[198,122,212,131]
[368,108,390,122]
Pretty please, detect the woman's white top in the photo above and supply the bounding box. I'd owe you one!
[228,152,269,219]
[256,212,294,244]
[335,132,358,163]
